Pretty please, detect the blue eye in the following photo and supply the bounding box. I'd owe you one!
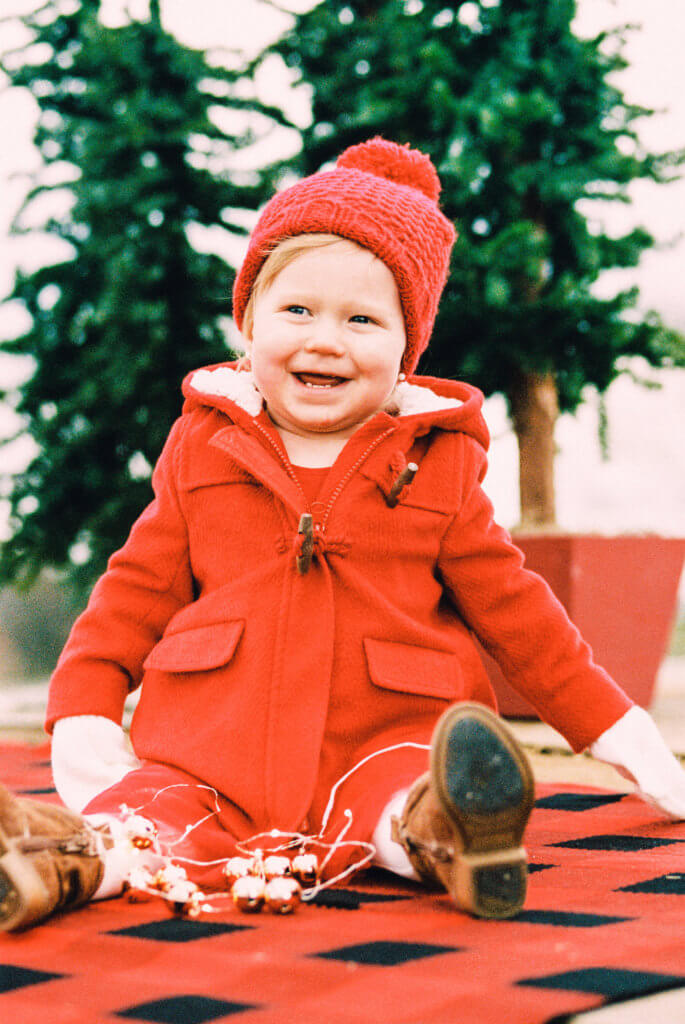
[350,314,372,324]
[287,305,308,315]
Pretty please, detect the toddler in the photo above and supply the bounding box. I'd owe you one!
[2,138,684,931]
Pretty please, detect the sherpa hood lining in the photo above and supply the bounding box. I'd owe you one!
[188,366,462,420]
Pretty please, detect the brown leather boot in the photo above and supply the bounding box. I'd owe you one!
[0,784,105,931]
[392,703,535,919]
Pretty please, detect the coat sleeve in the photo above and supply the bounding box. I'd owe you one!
[437,437,632,751]
[45,415,194,733]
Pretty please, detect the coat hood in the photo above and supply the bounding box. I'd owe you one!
[181,361,490,452]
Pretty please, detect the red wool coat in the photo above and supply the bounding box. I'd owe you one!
[47,364,632,843]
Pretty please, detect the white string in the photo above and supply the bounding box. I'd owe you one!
[164,810,220,847]
[319,741,431,834]
[302,842,376,899]
[301,809,375,901]
[235,828,310,857]
[165,828,308,868]
[130,782,222,816]
[167,853,234,867]
[317,806,355,875]
[112,741,430,908]
[126,783,225,848]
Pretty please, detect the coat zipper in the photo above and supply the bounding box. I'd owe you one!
[253,419,310,510]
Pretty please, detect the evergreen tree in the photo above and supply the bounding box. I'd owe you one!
[264,0,685,525]
[0,0,283,590]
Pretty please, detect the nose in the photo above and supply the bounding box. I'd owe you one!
[303,316,346,355]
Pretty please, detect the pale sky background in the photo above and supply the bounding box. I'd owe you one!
[0,1,684,592]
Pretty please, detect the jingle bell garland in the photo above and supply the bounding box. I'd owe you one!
[232,875,266,913]
[292,852,318,886]
[265,876,302,914]
[115,790,375,918]
[263,854,293,880]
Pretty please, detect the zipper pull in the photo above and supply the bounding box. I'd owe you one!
[386,462,418,507]
[296,513,314,574]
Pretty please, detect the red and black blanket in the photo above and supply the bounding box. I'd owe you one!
[1,742,684,1024]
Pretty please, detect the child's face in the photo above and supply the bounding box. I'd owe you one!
[245,239,406,443]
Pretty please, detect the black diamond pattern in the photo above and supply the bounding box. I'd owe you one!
[528,863,556,874]
[310,889,361,909]
[516,966,685,998]
[347,888,410,903]
[535,792,625,811]
[550,834,682,852]
[315,940,461,966]
[115,995,257,1023]
[511,909,632,927]
[8,733,685,1024]
[620,872,685,895]
[109,918,252,943]
[0,963,65,994]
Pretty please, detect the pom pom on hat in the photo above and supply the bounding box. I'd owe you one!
[232,137,456,373]
[337,137,441,202]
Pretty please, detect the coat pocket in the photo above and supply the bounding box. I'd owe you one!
[143,619,245,673]
[363,637,462,700]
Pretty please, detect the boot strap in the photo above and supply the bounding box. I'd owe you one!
[391,815,454,865]
[18,832,100,857]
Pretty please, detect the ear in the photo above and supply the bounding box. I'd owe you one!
[235,325,253,370]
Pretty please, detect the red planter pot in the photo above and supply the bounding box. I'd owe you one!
[480,534,685,718]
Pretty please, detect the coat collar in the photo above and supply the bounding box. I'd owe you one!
[181,362,490,452]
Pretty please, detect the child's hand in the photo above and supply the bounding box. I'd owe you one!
[590,706,685,819]
[52,715,142,813]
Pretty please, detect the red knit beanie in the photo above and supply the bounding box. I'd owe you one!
[232,137,456,374]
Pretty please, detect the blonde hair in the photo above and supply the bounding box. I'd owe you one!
[241,234,349,341]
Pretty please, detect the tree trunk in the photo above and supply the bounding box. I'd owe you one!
[509,370,559,528]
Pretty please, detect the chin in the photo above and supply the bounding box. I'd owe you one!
[297,415,355,435]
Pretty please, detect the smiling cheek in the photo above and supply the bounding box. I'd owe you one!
[248,359,283,412]
[362,350,404,392]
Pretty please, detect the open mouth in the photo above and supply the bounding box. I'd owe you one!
[293,372,349,388]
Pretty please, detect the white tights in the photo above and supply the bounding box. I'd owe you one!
[371,788,419,880]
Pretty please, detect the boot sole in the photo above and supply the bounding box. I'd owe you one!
[0,823,50,932]
[430,703,535,919]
